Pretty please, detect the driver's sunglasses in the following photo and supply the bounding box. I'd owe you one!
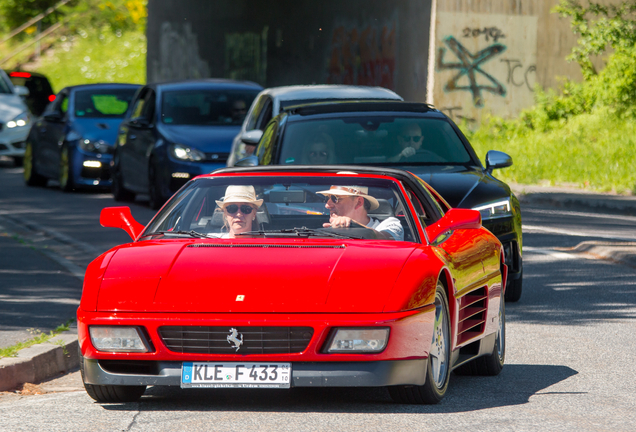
[323,194,348,204]
[225,204,254,215]
[401,135,423,143]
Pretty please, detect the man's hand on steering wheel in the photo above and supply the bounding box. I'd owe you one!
[323,216,365,228]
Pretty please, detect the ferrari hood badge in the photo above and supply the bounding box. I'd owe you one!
[227,328,244,351]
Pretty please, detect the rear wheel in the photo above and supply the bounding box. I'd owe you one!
[148,160,165,210]
[454,295,505,376]
[389,281,450,404]
[79,346,146,403]
[23,142,47,187]
[59,145,74,192]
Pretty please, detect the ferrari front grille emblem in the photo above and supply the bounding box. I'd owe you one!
[236,295,245,301]
[227,328,243,351]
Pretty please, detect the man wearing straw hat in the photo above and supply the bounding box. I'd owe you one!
[317,185,404,241]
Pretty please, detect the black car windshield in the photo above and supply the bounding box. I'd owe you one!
[0,74,12,94]
[161,89,259,126]
[74,89,137,118]
[279,117,473,166]
[142,175,417,242]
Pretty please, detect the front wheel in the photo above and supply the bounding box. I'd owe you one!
[389,281,451,404]
[112,156,135,202]
[148,160,165,210]
[505,269,523,302]
[79,346,146,403]
[59,145,74,192]
[24,142,47,187]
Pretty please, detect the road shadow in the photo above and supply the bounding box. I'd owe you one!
[97,364,577,414]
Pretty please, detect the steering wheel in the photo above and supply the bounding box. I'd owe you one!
[413,149,446,163]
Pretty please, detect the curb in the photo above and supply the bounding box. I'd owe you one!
[556,241,636,269]
[0,332,79,392]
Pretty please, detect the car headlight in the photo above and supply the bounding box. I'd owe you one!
[325,328,389,353]
[5,112,30,129]
[89,326,150,352]
[170,143,205,161]
[78,138,110,154]
[472,198,512,220]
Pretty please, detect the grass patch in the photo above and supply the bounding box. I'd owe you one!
[35,27,146,92]
[0,319,75,359]
[462,108,636,194]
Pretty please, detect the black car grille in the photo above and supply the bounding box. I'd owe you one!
[158,326,314,354]
[204,152,229,163]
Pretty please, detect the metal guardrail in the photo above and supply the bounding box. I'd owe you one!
[0,0,71,66]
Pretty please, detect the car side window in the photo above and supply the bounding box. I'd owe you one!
[130,91,146,120]
[256,120,278,165]
[141,90,156,122]
[245,95,267,131]
[255,97,273,130]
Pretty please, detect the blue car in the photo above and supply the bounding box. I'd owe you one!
[23,83,140,191]
[112,79,262,208]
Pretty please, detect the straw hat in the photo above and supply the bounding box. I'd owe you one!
[316,185,379,211]
[215,185,263,208]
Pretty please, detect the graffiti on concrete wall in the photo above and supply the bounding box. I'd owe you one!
[434,12,538,122]
[225,27,268,85]
[326,20,397,90]
[437,35,507,108]
[150,22,210,82]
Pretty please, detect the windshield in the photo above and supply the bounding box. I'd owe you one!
[143,175,416,242]
[161,89,259,126]
[279,117,473,166]
[74,89,137,118]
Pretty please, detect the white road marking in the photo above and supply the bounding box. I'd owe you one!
[523,246,579,260]
[523,224,636,241]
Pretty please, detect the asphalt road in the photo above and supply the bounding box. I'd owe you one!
[1,158,636,431]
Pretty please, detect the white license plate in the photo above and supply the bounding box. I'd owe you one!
[181,362,291,388]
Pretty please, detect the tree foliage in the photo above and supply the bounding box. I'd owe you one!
[553,0,636,78]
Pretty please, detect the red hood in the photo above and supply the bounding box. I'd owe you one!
[97,240,416,313]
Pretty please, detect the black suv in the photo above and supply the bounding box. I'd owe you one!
[235,101,523,301]
[5,70,55,116]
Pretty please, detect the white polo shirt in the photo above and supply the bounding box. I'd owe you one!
[367,217,404,241]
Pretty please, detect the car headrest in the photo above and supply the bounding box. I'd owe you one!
[368,198,394,219]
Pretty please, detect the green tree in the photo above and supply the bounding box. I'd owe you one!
[0,0,65,33]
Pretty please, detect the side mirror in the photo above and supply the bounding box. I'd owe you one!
[14,85,29,97]
[100,206,145,240]
[425,208,482,244]
[235,155,259,167]
[43,112,64,122]
[485,150,512,172]
[241,129,263,146]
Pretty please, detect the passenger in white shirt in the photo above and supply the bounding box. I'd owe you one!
[316,185,404,241]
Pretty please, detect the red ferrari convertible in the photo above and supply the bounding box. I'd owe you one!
[78,166,506,404]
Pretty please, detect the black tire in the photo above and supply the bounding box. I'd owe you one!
[79,346,146,403]
[454,295,505,376]
[59,145,74,192]
[505,269,523,302]
[13,156,24,167]
[112,155,135,202]
[389,281,451,404]
[148,160,165,210]
[23,142,47,187]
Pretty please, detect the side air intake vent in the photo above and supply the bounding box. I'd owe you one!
[457,287,488,346]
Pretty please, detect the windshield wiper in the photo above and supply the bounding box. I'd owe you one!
[236,227,362,240]
[139,230,208,239]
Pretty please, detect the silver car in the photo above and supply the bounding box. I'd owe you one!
[226,85,402,167]
[0,69,31,166]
